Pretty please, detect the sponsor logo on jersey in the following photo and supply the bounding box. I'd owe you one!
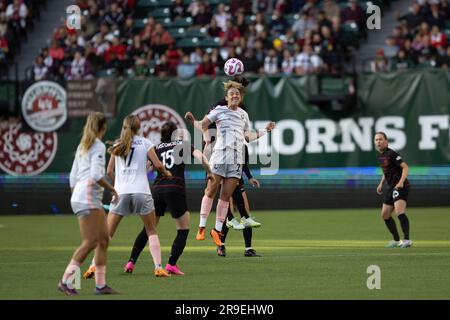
[132,104,187,145]
[0,119,57,175]
[21,81,67,132]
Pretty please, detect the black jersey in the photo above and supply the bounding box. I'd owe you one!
[153,140,194,194]
[377,147,409,187]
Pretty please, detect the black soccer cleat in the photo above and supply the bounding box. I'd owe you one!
[217,245,226,257]
[244,249,261,257]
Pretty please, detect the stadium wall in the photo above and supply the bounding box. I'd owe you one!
[0,70,449,213]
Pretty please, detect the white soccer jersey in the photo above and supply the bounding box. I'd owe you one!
[70,139,106,205]
[114,135,153,195]
[207,105,250,164]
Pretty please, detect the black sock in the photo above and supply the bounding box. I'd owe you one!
[384,218,400,241]
[232,185,249,219]
[397,213,410,240]
[243,227,252,248]
[168,229,189,266]
[221,208,233,243]
[129,227,148,264]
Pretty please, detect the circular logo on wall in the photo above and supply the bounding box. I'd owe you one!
[22,81,67,132]
[132,104,187,145]
[0,119,58,176]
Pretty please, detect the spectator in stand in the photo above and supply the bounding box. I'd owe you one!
[170,0,186,21]
[33,55,48,81]
[190,47,203,66]
[341,0,365,35]
[323,0,340,21]
[391,49,414,71]
[103,1,125,28]
[371,49,389,72]
[187,0,209,19]
[140,17,156,43]
[197,52,216,77]
[254,12,267,35]
[294,44,323,75]
[150,23,174,56]
[105,36,126,63]
[210,47,224,70]
[236,12,249,37]
[214,3,230,32]
[128,34,145,61]
[430,25,446,53]
[208,18,223,38]
[252,0,273,14]
[281,49,294,76]
[67,51,93,80]
[292,11,316,40]
[437,45,450,68]
[154,54,172,77]
[264,48,279,74]
[230,0,252,15]
[0,33,7,61]
[382,36,400,59]
[221,19,241,47]
[427,3,446,30]
[192,2,211,27]
[398,2,422,30]
[6,0,28,36]
[121,15,135,40]
[166,44,182,72]
[241,48,260,73]
[270,10,289,37]
[177,54,197,79]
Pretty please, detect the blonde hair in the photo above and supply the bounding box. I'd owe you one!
[108,115,140,158]
[79,112,106,154]
[223,80,245,95]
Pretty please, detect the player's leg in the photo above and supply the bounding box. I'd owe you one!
[211,177,239,246]
[140,211,169,277]
[166,211,190,275]
[381,204,400,247]
[235,188,260,257]
[124,227,148,273]
[218,205,234,257]
[394,191,412,248]
[197,173,223,240]
[92,208,118,294]
[60,209,102,295]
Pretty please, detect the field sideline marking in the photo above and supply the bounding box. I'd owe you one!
[2,251,450,266]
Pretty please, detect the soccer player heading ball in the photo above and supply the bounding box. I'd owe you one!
[374,132,412,248]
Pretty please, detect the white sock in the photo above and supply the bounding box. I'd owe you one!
[199,217,208,228]
[215,220,223,231]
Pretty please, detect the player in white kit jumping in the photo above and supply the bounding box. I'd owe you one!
[83,114,172,278]
[59,112,119,296]
[186,81,275,246]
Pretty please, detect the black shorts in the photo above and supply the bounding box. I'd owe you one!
[153,192,188,219]
[383,185,409,206]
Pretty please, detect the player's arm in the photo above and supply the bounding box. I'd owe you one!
[192,149,215,184]
[377,174,385,195]
[69,156,79,193]
[90,147,118,202]
[106,155,115,183]
[147,147,172,177]
[395,162,409,189]
[245,121,276,142]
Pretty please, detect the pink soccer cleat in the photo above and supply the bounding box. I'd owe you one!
[124,261,134,274]
[165,263,185,275]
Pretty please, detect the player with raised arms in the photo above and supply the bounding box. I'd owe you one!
[186,80,275,247]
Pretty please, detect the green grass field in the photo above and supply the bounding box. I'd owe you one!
[1,208,450,300]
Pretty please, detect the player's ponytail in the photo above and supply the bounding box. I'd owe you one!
[79,112,106,154]
[108,115,140,158]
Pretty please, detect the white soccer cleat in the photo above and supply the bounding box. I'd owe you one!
[226,218,245,230]
[398,240,413,248]
[241,217,262,228]
[385,240,400,248]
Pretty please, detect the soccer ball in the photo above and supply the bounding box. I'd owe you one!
[224,58,244,76]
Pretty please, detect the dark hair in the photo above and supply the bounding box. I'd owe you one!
[375,131,387,140]
[232,75,250,88]
[161,121,178,143]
